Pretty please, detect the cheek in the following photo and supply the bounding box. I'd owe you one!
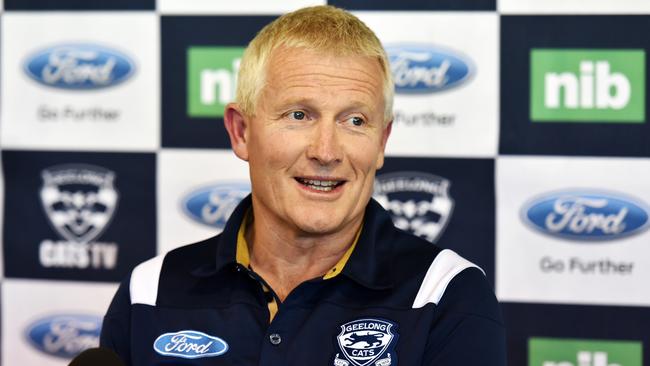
[248,129,305,171]
[347,142,383,177]
[345,131,384,162]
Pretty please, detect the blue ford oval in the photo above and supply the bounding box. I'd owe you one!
[24,43,136,90]
[385,44,474,94]
[521,190,650,241]
[182,182,250,229]
[154,330,228,359]
[26,314,101,359]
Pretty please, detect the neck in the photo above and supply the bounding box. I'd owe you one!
[247,207,362,302]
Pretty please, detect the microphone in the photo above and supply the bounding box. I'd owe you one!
[68,347,125,366]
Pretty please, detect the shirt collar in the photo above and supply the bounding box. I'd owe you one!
[189,195,251,278]
[338,199,394,290]
[322,225,362,280]
[192,195,395,290]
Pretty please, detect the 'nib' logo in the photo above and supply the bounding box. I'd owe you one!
[543,351,619,366]
[530,49,645,123]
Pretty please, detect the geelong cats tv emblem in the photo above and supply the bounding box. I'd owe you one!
[374,172,454,244]
[334,319,398,366]
[40,164,118,243]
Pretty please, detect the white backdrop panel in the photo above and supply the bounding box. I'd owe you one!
[1,13,160,151]
[1,279,118,366]
[157,149,251,255]
[357,12,499,158]
[497,156,650,306]
[499,0,650,14]
[158,0,325,14]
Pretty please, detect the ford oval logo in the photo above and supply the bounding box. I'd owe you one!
[26,314,101,359]
[521,190,650,241]
[154,330,228,359]
[385,44,474,94]
[182,182,250,229]
[24,43,136,90]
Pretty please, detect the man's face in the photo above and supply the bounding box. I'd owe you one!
[228,47,391,236]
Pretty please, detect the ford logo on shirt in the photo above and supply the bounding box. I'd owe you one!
[385,44,474,94]
[154,330,228,359]
[183,182,250,229]
[26,314,101,359]
[521,190,650,241]
[24,43,136,89]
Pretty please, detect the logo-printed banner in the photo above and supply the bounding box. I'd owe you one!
[377,157,495,285]
[157,149,250,254]
[1,13,160,151]
[496,156,650,306]
[529,337,642,366]
[161,16,275,148]
[358,12,499,158]
[1,279,117,366]
[2,150,156,282]
[500,16,650,157]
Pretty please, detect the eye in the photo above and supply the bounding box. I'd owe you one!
[348,116,365,127]
[289,111,306,120]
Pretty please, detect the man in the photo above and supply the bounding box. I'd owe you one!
[101,6,505,365]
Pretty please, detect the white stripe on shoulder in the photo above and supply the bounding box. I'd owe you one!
[412,249,484,309]
[129,254,165,306]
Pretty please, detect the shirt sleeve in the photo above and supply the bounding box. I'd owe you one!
[100,274,132,366]
[421,268,506,366]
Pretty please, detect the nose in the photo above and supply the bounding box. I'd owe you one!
[306,120,343,166]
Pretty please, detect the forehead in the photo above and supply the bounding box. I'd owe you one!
[261,47,385,109]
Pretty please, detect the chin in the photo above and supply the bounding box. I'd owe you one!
[294,215,343,235]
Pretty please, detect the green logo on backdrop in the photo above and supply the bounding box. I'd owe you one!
[529,337,642,366]
[187,47,245,118]
[530,49,645,122]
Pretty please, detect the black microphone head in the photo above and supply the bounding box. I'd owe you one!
[68,347,125,366]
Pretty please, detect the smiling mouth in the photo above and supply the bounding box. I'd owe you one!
[295,177,346,192]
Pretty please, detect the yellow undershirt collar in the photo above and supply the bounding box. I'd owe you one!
[235,211,362,280]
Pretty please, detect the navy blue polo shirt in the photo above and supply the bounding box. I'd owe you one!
[100,196,505,365]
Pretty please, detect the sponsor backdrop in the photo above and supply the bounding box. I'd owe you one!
[0,1,648,366]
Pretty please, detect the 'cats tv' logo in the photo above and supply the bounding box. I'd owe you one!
[374,172,454,243]
[39,164,119,269]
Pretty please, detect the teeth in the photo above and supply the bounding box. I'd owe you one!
[298,178,342,191]
[311,185,334,192]
[307,179,337,187]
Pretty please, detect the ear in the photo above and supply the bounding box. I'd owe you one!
[224,103,250,161]
[375,121,393,170]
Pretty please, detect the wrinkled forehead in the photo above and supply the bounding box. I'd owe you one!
[260,46,385,107]
[265,45,384,77]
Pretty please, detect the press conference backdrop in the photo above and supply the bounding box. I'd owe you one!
[1,0,648,365]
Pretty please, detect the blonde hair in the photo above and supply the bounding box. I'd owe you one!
[235,5,394,123]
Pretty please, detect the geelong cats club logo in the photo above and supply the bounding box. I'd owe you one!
[334,319,398,366]
[374,172,454,243]
[40,164,118,244]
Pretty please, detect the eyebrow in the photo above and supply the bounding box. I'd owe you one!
[274,97,374,111]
